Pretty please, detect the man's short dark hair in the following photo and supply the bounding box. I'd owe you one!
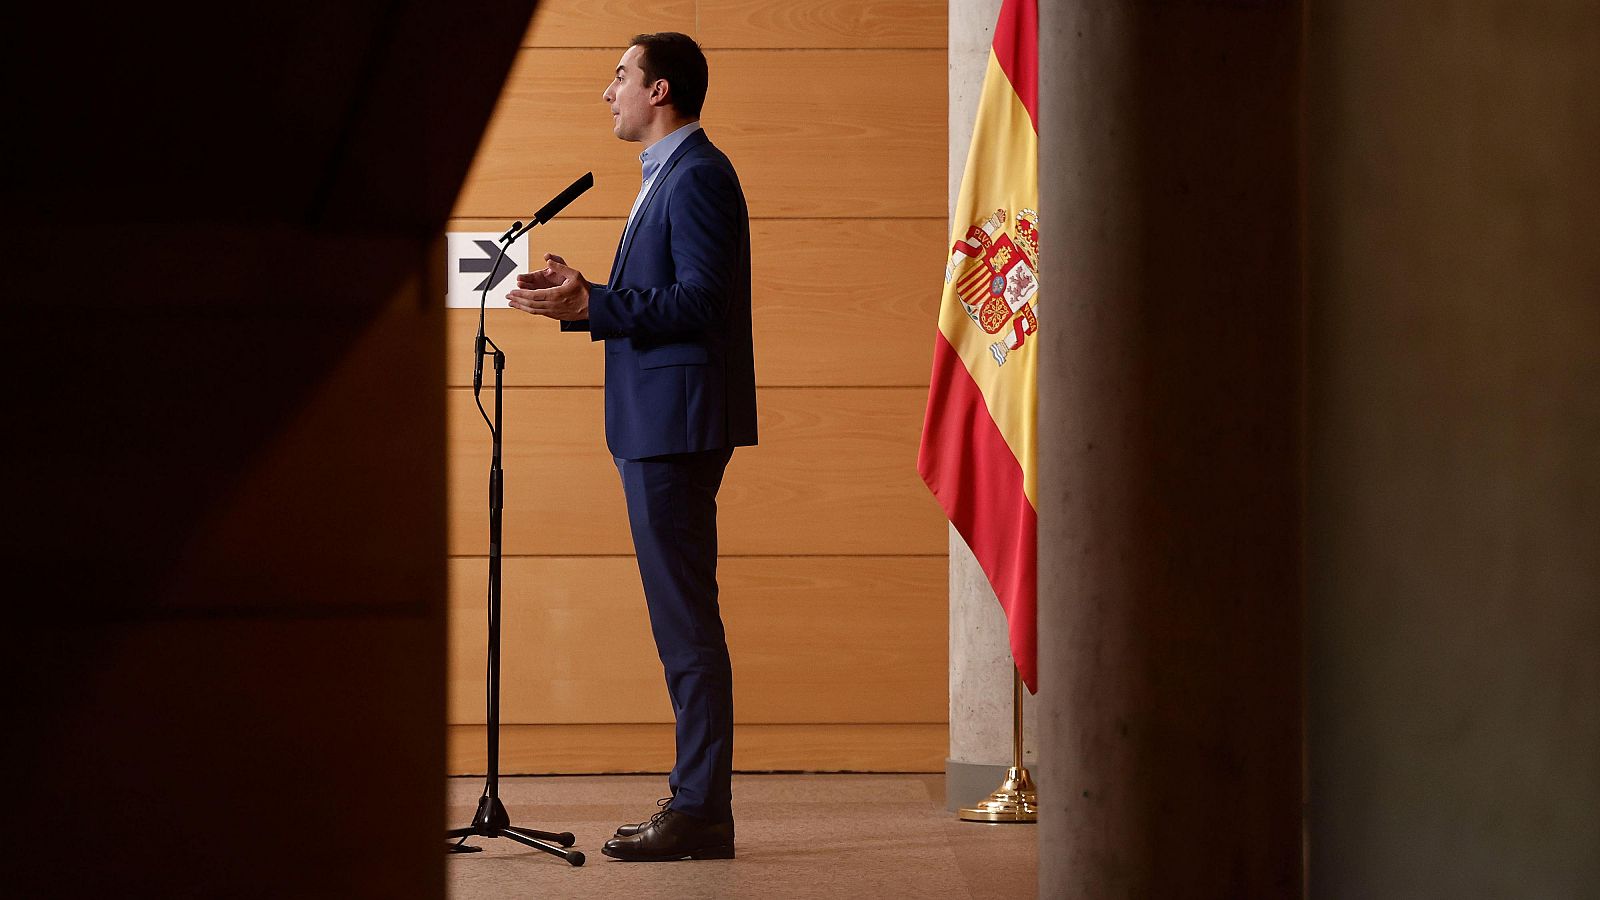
[630,32,708,119]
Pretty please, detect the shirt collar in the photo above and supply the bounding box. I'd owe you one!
[639,120,702,182]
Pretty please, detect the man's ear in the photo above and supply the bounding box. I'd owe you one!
[650,79,672,109]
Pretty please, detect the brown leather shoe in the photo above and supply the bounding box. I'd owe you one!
[613,796,672,838]
[601,809,735,862]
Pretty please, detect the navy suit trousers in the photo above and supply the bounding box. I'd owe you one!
[614,447,736,822]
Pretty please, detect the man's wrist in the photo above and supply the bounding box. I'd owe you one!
[582,282,600,324]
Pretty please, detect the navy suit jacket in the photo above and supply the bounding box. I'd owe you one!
[564,129,758,460]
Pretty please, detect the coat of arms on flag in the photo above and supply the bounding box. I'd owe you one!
[946,207,1040,366]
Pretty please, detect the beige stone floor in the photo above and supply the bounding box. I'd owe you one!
[446,774,1036,899]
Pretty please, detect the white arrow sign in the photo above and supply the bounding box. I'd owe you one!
[445,232,529,308]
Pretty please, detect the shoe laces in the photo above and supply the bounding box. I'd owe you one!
[646,796,672,827]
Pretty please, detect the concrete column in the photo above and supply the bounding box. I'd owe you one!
[945,0,1039,811]
[1036,1,1305,895]
[1307,2,1600,895]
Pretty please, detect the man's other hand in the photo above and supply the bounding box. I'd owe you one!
[508,254,589,321]
[512,253,567,291]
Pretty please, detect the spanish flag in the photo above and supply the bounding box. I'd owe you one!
[918,0,1039,692]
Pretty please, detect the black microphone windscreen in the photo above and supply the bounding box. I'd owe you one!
[533,172,595,225]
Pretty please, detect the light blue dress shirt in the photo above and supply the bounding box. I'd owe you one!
[621,120,703,249]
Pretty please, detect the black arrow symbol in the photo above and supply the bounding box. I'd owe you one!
[459,240,519,291]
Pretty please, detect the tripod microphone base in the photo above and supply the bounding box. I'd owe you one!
[448,796,584,866]
[471,794,511,831]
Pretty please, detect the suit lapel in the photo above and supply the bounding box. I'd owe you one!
[610,129,709,280]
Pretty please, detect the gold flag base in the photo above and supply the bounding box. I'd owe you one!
[957,668,1037,823]
[958,765,1038,823]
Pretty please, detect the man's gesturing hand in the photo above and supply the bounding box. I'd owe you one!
[507,253,589,321]
[511,253,566,290]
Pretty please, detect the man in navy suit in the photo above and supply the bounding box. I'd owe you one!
[506,32,757,862]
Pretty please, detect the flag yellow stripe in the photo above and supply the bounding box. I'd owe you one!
[936,51,1039,507]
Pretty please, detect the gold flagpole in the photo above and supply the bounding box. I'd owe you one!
[958,667,1038,822]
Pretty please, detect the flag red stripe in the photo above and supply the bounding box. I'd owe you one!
[991,0,1039,131]
[918,332,1038,691]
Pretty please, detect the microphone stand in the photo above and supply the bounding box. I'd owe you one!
[447,173,593,866]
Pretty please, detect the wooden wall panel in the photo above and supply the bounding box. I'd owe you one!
[750,218,942,386]
[449,556,946,724]
[453,50,635,219]
[449,556,665,724]
[448,387,946,557]
[449,723,945,774]
[697,0,946,50]
[524,0,695,48]
[452,49,944,219]
[521,0,945,51]
[447,386,629,556]
[445,217,944,388]
[703,51,945,219]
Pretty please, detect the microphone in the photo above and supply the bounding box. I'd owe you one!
[533,172,594,226]
[509,172,594,242]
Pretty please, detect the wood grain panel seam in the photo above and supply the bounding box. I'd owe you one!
[446,386,935,392]
[447,217,947,220]
[448,212,947,220]
[449,553,948,559]
[486,717,947,723]
[519,46,947,53]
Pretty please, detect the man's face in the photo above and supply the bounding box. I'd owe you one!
[603,44,658,142]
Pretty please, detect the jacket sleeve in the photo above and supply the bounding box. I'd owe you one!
[585,161,740,340]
